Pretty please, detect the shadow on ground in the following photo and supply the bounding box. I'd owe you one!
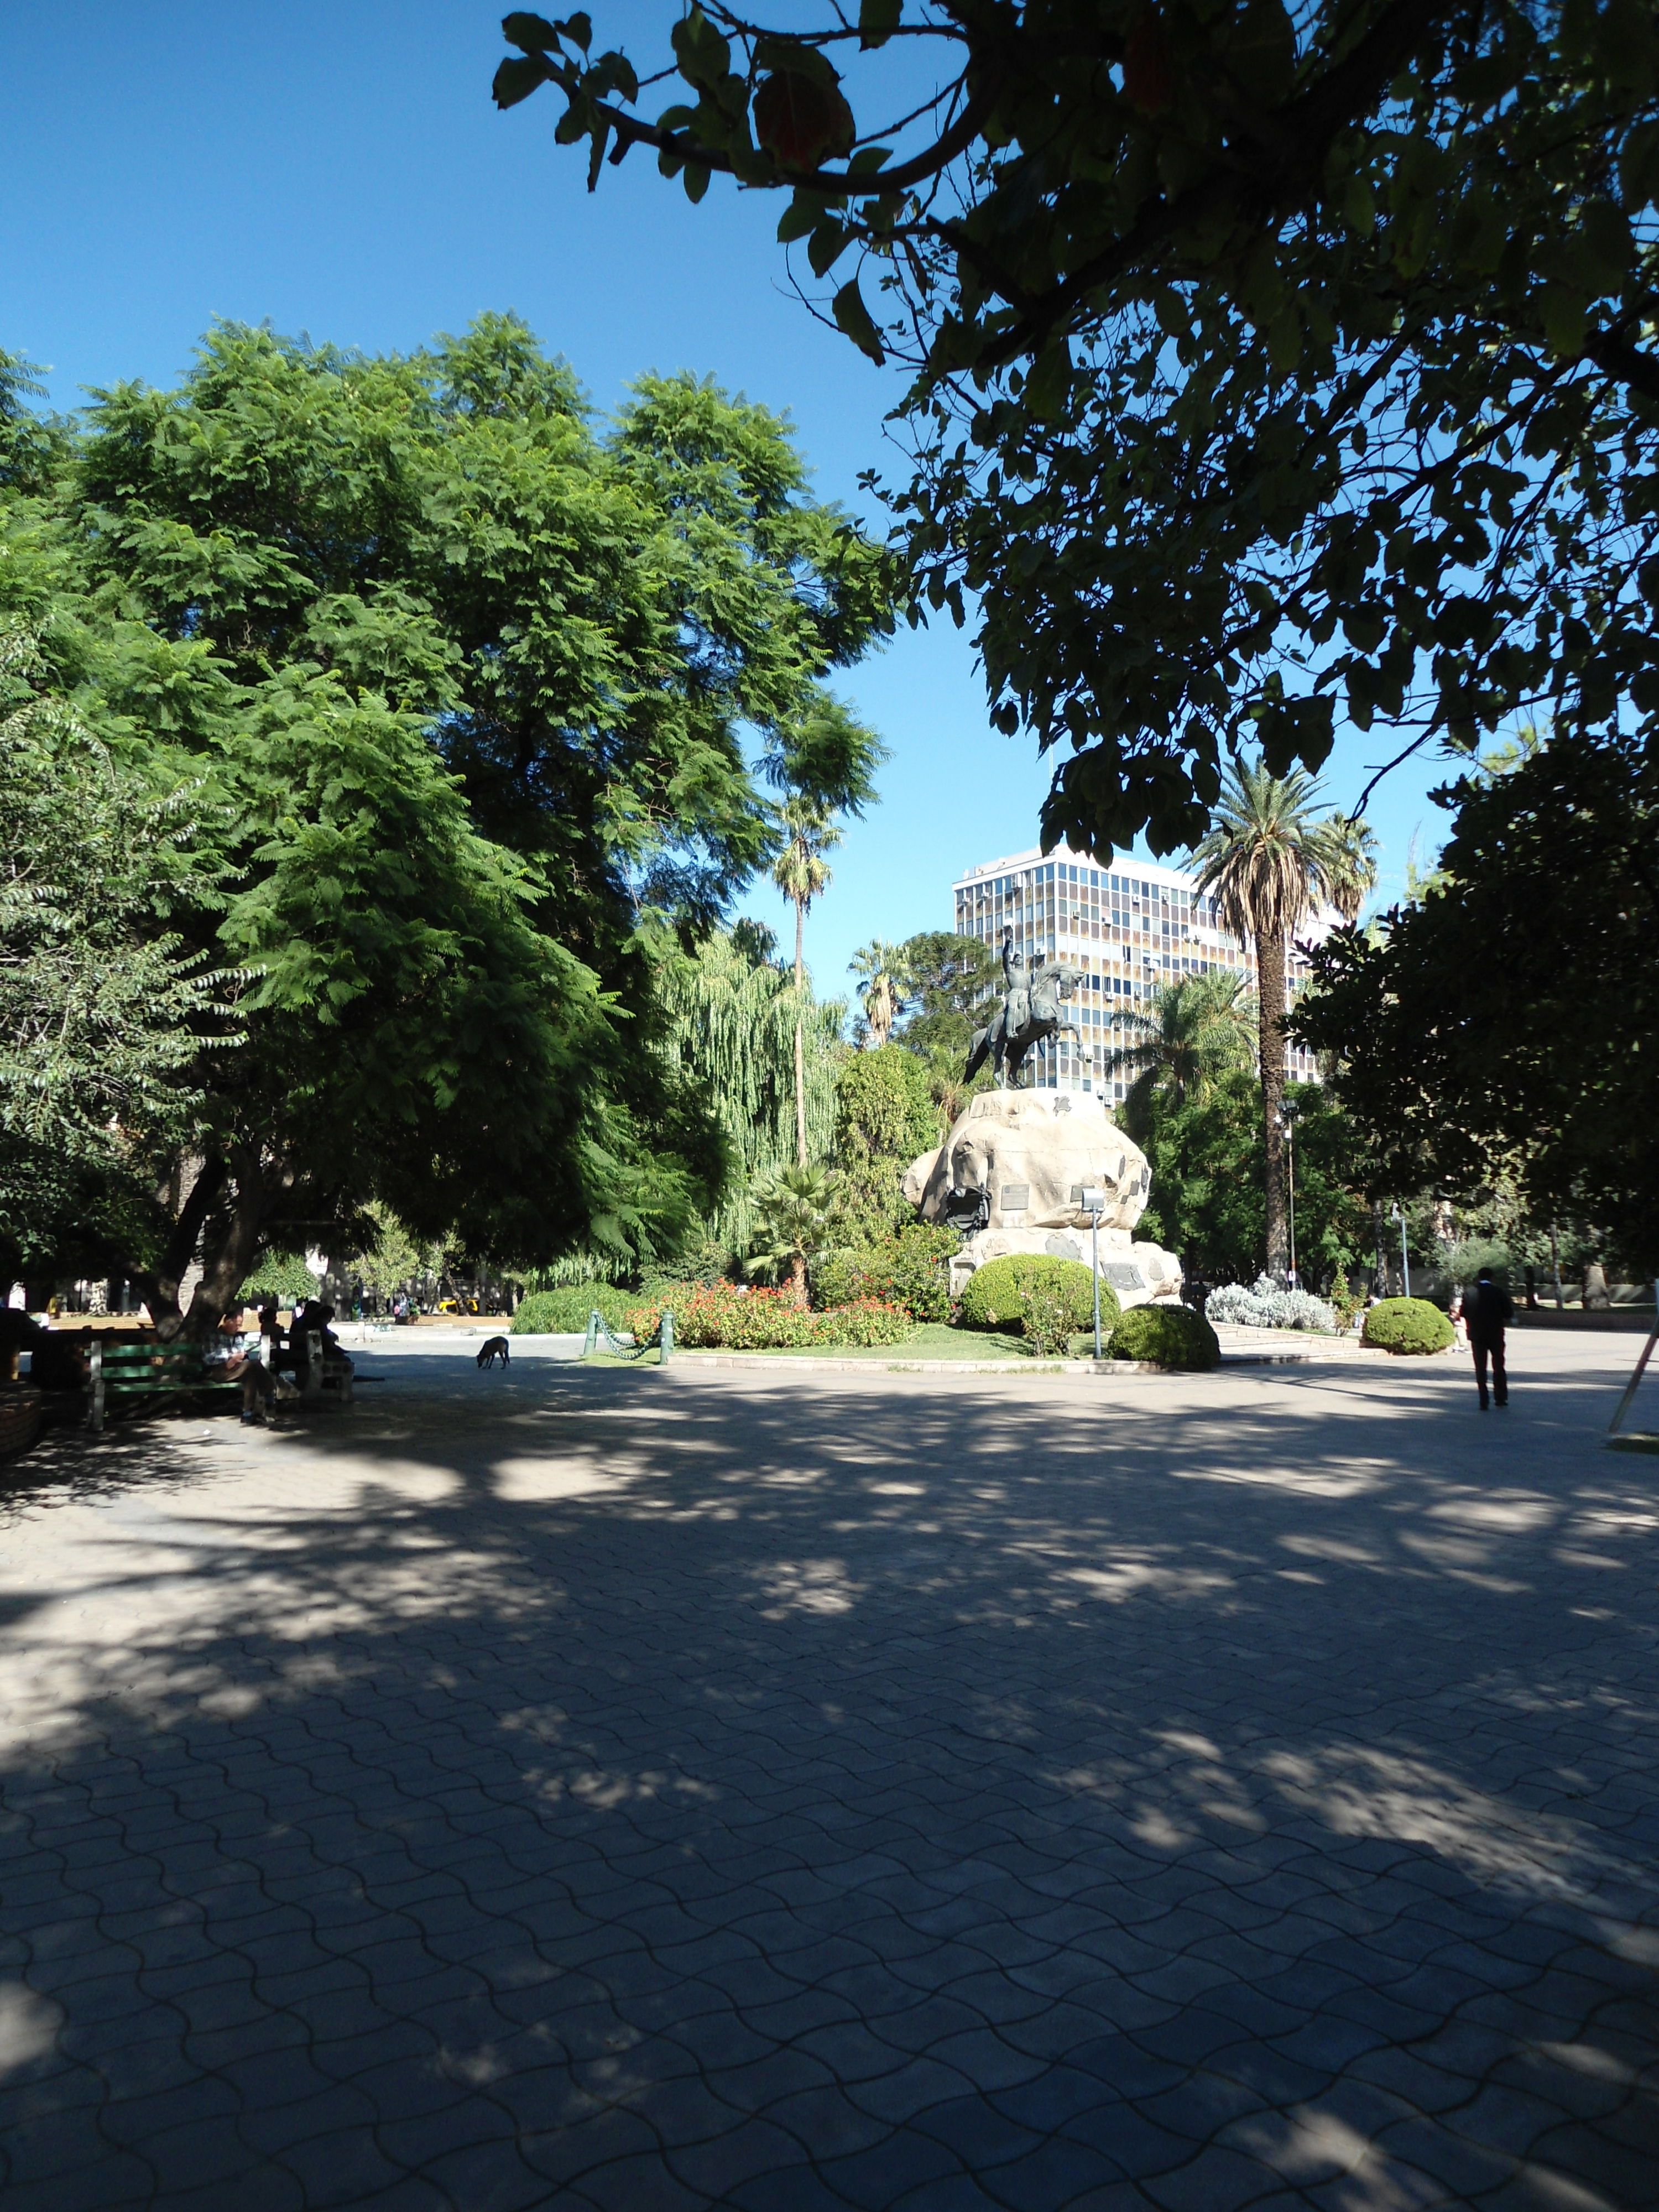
[1,1344,1656,2210]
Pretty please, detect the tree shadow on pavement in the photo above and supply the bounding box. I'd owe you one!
[1,1347,1655,2211]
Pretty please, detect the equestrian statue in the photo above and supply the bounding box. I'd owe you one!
[964,927,1082,1088]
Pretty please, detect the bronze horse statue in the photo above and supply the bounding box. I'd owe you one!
[964,928,1083,1087]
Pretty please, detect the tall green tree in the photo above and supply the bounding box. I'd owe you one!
[849,937,902,1048]
[1295,729,1659,1269]
[832,1041,939,1234]
[771,795,844,1162]
[0,318,891,1329]
[1104,971,1255,1125]
[1135,1072,1370,1287]
[1191,762,1350,1278]
[499,3,1659,856]
[890,930,998,1129]
[0,624,234,1293]
[655,926,842,1250]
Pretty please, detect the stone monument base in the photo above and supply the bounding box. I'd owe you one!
[950,1224,1182,1310]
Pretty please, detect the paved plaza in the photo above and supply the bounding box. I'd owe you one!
[1,1335,1656,2210]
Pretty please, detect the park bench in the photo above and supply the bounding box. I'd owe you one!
[86,1337,242,1433]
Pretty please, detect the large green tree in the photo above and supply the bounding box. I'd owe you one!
[0,622,231,1293]
[890,929,998,1127]
[1134,1071,1371,1286]
[1295,730,1659,1267]
[0,319,891,1329]
[655,925,843,1249]
[498,3,1659,853]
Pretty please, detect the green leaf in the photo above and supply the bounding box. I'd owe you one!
[832,276,884,363]
[562,10,592,52]
[501,12,560,53]
[807,220,852,277]
[683,161,711,204]
[1541,284,1587,358]
[493,54,551,108]
[670,7,731,91]
[776,189,825,243]
[859,0,902,49]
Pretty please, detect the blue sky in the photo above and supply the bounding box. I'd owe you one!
[4,0,1458,1005]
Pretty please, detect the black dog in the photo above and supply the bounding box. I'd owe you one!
[476,1335,510,1369]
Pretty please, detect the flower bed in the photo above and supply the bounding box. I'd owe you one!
[627,1282,911,1350]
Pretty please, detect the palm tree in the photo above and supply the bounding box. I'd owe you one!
[771,797,843,1164]
[747,1161,840,1306]
[849,939,902,1049]
[1325,815,1379,924]
[1100,971,1255,1126]
[1192,760,1357,1279]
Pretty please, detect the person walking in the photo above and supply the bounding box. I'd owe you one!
[1466,1265,1514,1409]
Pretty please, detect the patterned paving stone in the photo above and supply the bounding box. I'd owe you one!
[2,1334,1658,2207]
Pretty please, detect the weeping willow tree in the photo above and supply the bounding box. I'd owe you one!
[658,929,842,1251]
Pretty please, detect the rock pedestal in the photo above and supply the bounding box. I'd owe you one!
[901,1090,1182,1310]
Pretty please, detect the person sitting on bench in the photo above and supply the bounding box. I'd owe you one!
[204,1313,278,1425]
[287,1301,353,1395]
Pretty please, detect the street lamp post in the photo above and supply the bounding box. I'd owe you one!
[1273,1107,1298,1289]
[1079,1187,1106,1358]
[1391,1202,1411,1298]
[1285,1117,1297,1290]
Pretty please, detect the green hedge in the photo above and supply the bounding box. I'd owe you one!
[627,1283,912,1349]
[1362,1297,1456,1354]
[1108,1303,1221,1369]
[813,1224,957,1321]
[958,1254,1115,1337]
[512,1284,636,1335]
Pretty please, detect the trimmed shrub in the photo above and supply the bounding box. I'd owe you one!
[1206,1275,1337,1332]
[513,1284,635,1335]
[825,1297,914,1347]
[1109,1303,1221,1369]
[1363,1297,1455,1355]
[959,1254,1116,1338]
[626,1283,912,1350]
[812,1223,956,1321]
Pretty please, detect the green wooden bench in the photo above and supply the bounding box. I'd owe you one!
[87,1338,242,1432]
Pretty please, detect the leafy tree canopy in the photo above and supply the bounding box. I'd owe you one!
[0,317,892,1327]
[890,930,997,1069]
[499,3,1659,851]
[1134,1068,1370,1284]
[1295,729,1659,1268]
[833,1039,939,1231]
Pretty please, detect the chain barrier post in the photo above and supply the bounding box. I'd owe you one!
[661,1309,674,1364]
[583,1310,600,1358]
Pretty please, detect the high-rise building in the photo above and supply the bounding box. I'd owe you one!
[951,843,1326,1100]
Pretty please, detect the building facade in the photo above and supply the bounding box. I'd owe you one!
[951,844,1324,1100]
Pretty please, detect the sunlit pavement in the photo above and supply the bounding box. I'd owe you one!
[1,1336,1656,2211]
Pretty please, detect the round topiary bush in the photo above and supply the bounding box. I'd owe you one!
[1108,1302,1221,1369]
[512,1284,635,1335]
[1362,1296,1456,1354]
[958,1255,1117,1337]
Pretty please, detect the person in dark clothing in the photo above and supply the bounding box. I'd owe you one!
[1466,1267,1515,1408]
[0,1309,86,1391]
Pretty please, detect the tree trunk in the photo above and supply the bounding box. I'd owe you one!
[1256,925,1290,1280]
[133,1153,228,1339]
[132,1144,276,1341]
[792,896,808,1166]
[182,1142,270,1340]
[789,1251,808,1307]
